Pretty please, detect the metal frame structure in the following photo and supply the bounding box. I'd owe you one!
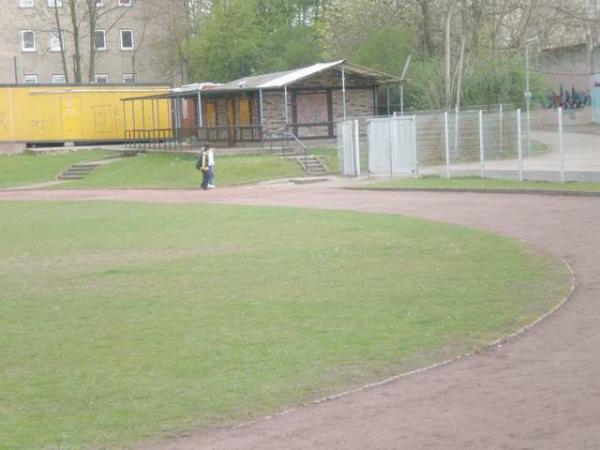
[121,60,403,151]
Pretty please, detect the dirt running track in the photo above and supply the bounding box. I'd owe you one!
[2,183,600,450]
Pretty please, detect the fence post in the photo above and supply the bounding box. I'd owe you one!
[444,111,451,179]
[517,108,523,181]
[389,117,396,180]
[479,110,485,178]
[414,117,419,178]
[558,107,565,183]
[354,119,361,177]
[499,103,503,156]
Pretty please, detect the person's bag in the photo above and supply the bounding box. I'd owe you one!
[195,158,202,170]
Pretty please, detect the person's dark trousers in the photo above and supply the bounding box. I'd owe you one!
[201,170,209,189]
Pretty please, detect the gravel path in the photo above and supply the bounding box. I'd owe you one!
[2,183,599,449]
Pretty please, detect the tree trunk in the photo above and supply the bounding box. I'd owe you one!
[445,1,457,108]
[68,0,82,83]
[87,0,98,82]
[418,0,435,56]
[51,4,70,83]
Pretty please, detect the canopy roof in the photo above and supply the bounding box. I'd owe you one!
[219,60,401,91]
[122,60,402,101]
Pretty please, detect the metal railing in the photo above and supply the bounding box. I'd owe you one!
[125,129,180,151]
[264,127,309,171]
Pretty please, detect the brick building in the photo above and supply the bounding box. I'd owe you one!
[0,0,185,85]
[125,60,402,147]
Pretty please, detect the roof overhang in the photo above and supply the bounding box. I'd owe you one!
[121,60,403,101]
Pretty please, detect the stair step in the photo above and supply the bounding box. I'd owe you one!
[58,175,86,180]
[72,163,101,168]
[63,168,96,173]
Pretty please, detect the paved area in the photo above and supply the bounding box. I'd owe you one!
[420,130,600,182]
[2,183,600,449]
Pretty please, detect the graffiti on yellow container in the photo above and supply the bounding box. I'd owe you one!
[0,86,170,142]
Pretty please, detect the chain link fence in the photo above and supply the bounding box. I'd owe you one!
[338,106,600,182]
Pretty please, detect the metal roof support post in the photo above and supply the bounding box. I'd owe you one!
[175,96,182,150]
[259,89,265,142]
[142,99,147,131]
[342,66,347,120]
[123,100,129,145]
[284,85,289,131]
[197,91,203,128]
[131,100,136,148]
[386,87,391,116]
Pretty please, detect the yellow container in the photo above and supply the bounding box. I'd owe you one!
[0,85,171,143]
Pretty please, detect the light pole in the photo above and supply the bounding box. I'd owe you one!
[525,37,539,157]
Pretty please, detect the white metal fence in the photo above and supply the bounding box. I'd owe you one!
[338,107,600,183]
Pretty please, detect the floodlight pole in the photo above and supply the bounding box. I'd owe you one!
[342,66,347,120]
[399,54,412,116]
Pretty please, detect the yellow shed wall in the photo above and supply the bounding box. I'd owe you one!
[0,86,171,142]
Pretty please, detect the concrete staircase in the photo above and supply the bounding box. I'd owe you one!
[58,162,103,181]
[293,155,330,177]
[57,152,132,181]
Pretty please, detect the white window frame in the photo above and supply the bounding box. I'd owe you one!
[95,0,104,6]
[23,74,39,84]
[118,0,132,6]
[47,0,62,7]
[122,73,136,84]
[94,74,109,84]
[93,29,107,51]
[21,30,37,52]
[49,31,63,52]
[20,0,34,8]
[119,29,134,50]
[51,74,66,84]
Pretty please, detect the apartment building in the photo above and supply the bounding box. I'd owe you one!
[0,0,187,85]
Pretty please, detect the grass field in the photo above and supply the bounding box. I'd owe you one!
[0,201,571,449]
[366,176,600,192]
[61,152,306,189]
[0,150,114,189]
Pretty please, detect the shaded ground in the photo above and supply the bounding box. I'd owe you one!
[1,182,599,449]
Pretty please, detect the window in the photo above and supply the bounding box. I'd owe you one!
[51,74,66,84]
[94,74,109,84]
[122,73,136,84]
[23,74,39,84]
[120,29,134,50]
[20,0,34,7]
[47,0,62,6]
[49,31,63,52]
[95,0,104,6]
[118,0,132,6]
[93,30,106,50]
[21,31,36,52]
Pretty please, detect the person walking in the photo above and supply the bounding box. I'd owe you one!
[196,147,209,190]
[206,147,215,189]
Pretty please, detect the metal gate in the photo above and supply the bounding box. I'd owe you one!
[337,120,360,177]
[367,116,417,176]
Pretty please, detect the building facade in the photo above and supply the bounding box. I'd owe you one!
[0,0,186,85]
